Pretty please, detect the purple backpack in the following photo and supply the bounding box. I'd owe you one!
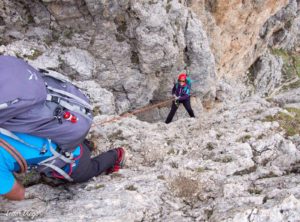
[0,55,93,151]
[0,55,47,124]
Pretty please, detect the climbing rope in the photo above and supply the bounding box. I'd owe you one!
[91,97,174,128]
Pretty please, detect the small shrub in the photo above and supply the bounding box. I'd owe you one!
[257,134,265,140]
[167,148,175,155]
[157,175,165,180]
[170,161,178,168]
[271,48,300,80]
[214,156,233,163]
[196,167,205,173]
[92,106,102,116]
[237,134,252,143]
[220,156,233,163]
[94,184,105,189]
[206,142,215,150]
[264,108,300,136]
[126,185,137,191]
[282,80,300,91]
[24,49,43,60]
[248,187,262,195]
[169,175,201,201]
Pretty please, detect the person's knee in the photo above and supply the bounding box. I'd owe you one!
[4,181,25,201]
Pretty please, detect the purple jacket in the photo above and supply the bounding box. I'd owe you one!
[172,83,191,101]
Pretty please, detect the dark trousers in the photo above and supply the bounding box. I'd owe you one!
[165,98,195,124]
[70,143,117,183]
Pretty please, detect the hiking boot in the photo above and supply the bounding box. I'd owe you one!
[106,147,126,174]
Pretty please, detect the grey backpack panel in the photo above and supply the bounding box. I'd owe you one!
[43,75,90,105]
[1,101,92,150]
[0,56,47,124]
[0,56,93,151]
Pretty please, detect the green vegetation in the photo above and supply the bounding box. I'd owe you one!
[271,48,300,80]
[282,79,300,91]
[206,142,215,150]
[237,134,251,143]
[219,156,233,163]
[213,155,233,163]
[110,173,123,178]
[257,133,266,140]
[248,187,262,195]
[45,30,60,46]
[196,167,205,173]
[86,184,105,191]
[125,185,137,191]
[169,175,201,201]
[24,49,43,60]
[166,3,171,13]
[170,161,178,168]
[247,63,256,84]
[27,14,35,24]
[94,184,105,189]
[264,108,300,136]
[63,28,74,39]
[167,148,175,155]
[92,106,102,116]
[157,175,165,180]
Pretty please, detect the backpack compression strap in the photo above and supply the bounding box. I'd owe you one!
[0,138,27,173]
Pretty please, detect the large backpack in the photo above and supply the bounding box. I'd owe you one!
[0,55,93,150]
[0,56,93,180]
[0,55,47,124]
[186,76,192,88]
[0,55,92,121]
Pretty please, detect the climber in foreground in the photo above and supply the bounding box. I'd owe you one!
[0,133,126,201]
[0,55,126,201]
[165,73,195,124]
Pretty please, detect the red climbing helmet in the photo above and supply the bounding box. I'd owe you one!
[178,73,187,85]
[178,73,187,81]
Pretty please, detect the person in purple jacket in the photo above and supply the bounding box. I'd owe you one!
[165,73,195,124]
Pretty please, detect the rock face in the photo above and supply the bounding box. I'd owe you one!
[251,52,284,97]
[0,0,298,115]
[1,89,300,221]
[0,0,216,115]
[189,0,292,77]
[1,0,300,221]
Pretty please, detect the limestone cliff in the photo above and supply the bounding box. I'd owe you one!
[190,0,292,77]
[1,1,300,221]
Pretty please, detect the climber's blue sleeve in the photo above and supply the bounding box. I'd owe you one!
[0,166,15,195]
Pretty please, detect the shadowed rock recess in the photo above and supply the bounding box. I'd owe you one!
[1,0,300,221]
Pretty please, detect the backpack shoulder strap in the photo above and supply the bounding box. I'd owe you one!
[0,128,47,153]
[184,85,191,96]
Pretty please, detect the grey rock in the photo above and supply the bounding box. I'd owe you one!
[251,52,284,97]
[1,1,300,221]
[272,87,300,105]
